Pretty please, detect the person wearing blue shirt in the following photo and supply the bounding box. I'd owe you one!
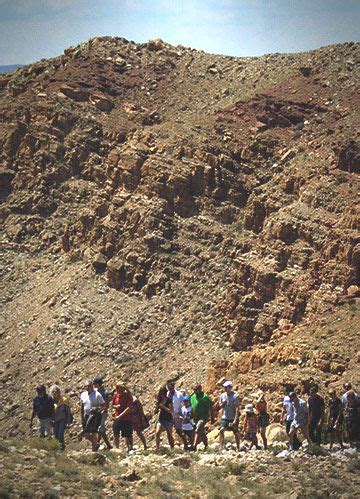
[30,385,55,437]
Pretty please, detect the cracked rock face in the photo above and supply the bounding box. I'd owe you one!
[0,37,359,438]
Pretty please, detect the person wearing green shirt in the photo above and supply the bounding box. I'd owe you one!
[190,384,215,450]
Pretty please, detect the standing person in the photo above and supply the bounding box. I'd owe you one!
[256,393,270,450]
[218,381,241,451]
[50,385,72,450]
[30,385,55,437]
[190,384,215,451]
[93,376,112,450]
[281,386,301,450]
[180,395,195,450]
[341,383,360,405]
[131,396,149,450]
[243,404,259,450]
[288,391,309,450]
[308,385,325,446]
[167,380,187,448]
[155,386,174,450]
[80,380,105,452]
[326,389,344,450]
[343,390,360,448]
[112,382,134,451]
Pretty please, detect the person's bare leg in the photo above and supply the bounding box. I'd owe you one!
[337,429,344,449]
[155,424,162,449]
[103,432,112,449]
[136,430,147,450]
[125,435,133,451]
[289,428,296,449]
[219,428,225,449]
[166,428,175,449]
[260,428,267,450]
[202,428,209,450]
[234,431,241,451]
[301,426,309,444]
[194,431,201,450]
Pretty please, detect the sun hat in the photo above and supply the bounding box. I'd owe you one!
[245,404,255,413]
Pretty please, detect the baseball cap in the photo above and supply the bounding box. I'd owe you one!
[223,380,233,388]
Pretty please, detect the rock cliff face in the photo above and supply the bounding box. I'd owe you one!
[0,37,359,436]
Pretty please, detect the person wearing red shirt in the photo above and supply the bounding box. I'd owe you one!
[112,382,134,451]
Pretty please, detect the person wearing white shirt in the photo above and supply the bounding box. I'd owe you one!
[167,380,187,447]
[281,386,301,450]
[80,380,105,451]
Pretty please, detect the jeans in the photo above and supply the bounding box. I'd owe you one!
[54,418,67,449]
[309,418,322,445]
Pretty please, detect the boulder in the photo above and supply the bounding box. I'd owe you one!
[72,451,106,466]
[0,168,15,200]
[90,93,114,112]
[266,423,288,445]
[59,85,89,101]
[147,39,166,51]
[334,139,359,173]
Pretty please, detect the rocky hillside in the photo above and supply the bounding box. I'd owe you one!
[0,37,359,437]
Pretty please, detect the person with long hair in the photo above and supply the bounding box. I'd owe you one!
[131,395,149,450]
[155,385,174,450]
[50,385,72,450]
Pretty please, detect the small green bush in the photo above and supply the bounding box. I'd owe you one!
[29,438,61,452]
[224,461,245,476]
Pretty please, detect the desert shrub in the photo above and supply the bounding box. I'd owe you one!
[0,441,9,453]
[347,458,360,473]
[224,461,245,476]
[37,464,55,478]
[29,438,60,452]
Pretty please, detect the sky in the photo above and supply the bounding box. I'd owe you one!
[0,0,359,65]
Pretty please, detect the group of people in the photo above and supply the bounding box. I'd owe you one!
[281,383,360,451]
[30,378,360,453]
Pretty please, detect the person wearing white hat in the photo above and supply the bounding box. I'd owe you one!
[218,381,241,451]
[243,403,259,450]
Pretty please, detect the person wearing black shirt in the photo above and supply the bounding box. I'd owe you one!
[30,385,55,437]
[155,385,174,450]
[308,385,325,445]
[326,389,344,450]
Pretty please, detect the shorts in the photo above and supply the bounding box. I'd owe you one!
[98,411,108,434]
[157,419,174,430]
[245,431,257,441]
[38,418,53,437]
[83,412,102,433]
[183,429,195,439]
[219,419,239,433]
[194,419,207,437]
[113,419,132,439]
[290,420,306,432]
[258,412,270,428]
